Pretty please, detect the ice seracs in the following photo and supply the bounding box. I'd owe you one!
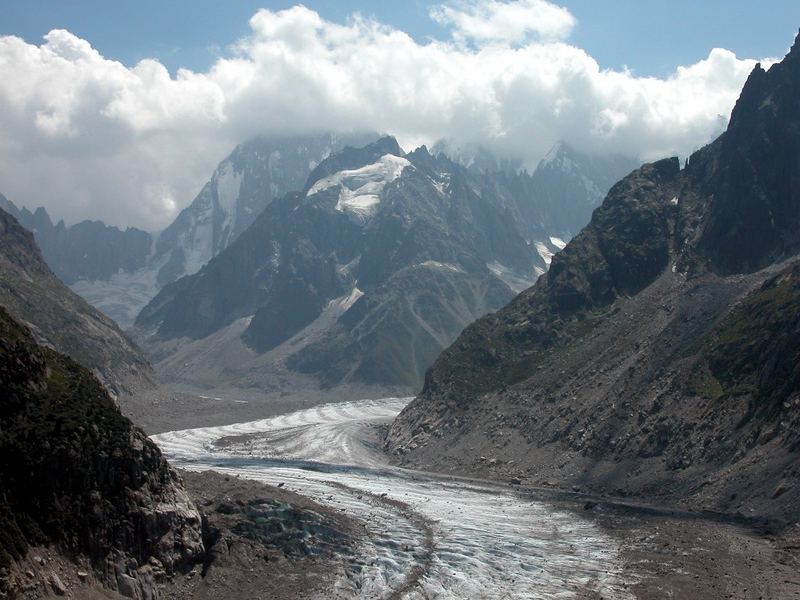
[308,154,412,223]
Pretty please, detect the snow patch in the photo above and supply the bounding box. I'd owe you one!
[487,261,536,294]
[336,287,364,311]
[182,216,213,277]
[307,154,412,223]
[670,196,679,206]
[549,236,567,250]
[70,265,160,328]
[215,161,243,218]
[215,161,243,234]
[419,260,463,273]
[430,173,451,197]
[534,241,555,267]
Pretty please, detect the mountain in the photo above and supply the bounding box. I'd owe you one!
[2,133,632,332]
[0,205,153,399]
[85,131,378,327]
[151,131,378,287]
[0,306,203,598]
[134,136,573,395]
[2,133,378,329]
[0,195,157,329]
[431,140,639,241]
[387,32,800,521]
[0,193,152,286]
[522,142,641,240]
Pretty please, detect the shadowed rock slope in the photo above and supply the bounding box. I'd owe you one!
[387,31,800,521]
[0,306,203,598]
[0,206,153,399]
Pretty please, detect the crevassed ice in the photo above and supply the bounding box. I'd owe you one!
[152,398,633,599]
[307,154,412,223]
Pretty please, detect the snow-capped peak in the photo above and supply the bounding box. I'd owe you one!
[307,154,412,223]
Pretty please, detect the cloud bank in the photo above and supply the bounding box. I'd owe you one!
[0,2,770,230]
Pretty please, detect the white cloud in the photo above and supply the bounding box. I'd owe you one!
[430,0,576,44]
[0,3,770,230]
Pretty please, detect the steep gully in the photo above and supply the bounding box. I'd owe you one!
[154,398,632,599]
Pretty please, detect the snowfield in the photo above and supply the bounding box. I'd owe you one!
[153,398,631,599]
[308,154,412,223]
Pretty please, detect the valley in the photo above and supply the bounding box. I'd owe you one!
[155,397,800,599]
[1,8,799,599]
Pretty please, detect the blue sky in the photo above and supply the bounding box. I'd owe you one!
[0,1,798,228]
[2,1,799,76]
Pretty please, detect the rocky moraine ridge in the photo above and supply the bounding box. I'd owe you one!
[388,31,800,523]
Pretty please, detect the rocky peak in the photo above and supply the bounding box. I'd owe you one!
[386,30,800,522]
[695,31,800,274]
[304,136,404,192]
[0,206,48,277]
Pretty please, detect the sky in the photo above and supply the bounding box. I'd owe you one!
[0,1,798,230]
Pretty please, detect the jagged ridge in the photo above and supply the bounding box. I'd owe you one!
[387,31,800,520]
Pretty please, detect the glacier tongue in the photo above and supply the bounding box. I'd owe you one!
[152,398,632,599]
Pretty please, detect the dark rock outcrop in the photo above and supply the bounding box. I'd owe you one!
[0,306,203,598]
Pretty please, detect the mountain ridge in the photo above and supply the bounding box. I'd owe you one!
[0,205,154,400]
[0,305,204,597]
[386,31,800,521]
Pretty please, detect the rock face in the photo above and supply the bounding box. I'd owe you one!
[432,139,639,241]
[0,206,153,397]
[0,306,203,598]
[133,136,629,394]
[0,194,152,287]
[387,32,800,521]
[152,131,378,288]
